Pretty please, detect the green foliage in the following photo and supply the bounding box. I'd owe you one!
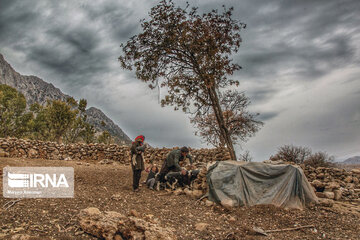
[0,84,33,138]
[0,84,99,144]
[97,130,112,145]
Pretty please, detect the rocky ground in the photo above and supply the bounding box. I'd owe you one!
[1,157,360,240]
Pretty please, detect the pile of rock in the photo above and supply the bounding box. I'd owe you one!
[0,138,232,164]
[304,166,360,201]
[192,166,208,195]
[78,207,176,240]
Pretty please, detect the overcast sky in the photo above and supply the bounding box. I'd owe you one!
[1,0,359,161]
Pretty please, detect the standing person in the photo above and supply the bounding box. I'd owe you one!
[130,135,146,192]
[158,147,193,183]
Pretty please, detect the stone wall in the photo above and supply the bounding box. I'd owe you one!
[304,165,360,201]
[0,138,231,164]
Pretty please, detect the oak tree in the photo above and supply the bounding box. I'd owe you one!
[119,0,246,159]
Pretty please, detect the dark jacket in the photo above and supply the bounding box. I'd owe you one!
[160,149,193,173]
[146,170,157,182]
[130,141,146,170]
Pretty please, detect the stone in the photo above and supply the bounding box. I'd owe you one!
[184,188,192,196]
[316,192,326,198]
[195,223,209,231]
[173,188,184,196]
[344,176,353,183]
[221,199,236,209]
[312,180,325,188]
[205,200,214,207]
[323,191,335,199]
[78,207,176,240]
[333,189,342,200]
[0,150,9,157]
[228,216,236,222]
[353,177,359,184]
[130,209,140,218]
[27,148,38,158]
[192,190,203,199]
[318,198,334,207]
[327,181,340,190]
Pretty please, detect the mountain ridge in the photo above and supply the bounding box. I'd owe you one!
[0,53,131,145]
[342,156,360,165]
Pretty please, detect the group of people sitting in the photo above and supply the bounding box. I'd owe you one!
[130,135,197,192]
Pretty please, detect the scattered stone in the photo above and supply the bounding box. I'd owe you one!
[78,207,176,240]
[334,189,342,200]
[111,194,122,200]
[173,188,184,196]
[205,200,214,207]
[221,199,236,209]
[130,209,140,217]
[195,223,209,232]
[228,216,236,222]
[318,198,334,207]
[192,190,203,199]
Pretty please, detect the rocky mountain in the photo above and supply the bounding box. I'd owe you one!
[0,53,131,145]
[342,156,360,165]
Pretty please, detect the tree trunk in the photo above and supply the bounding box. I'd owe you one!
[208,86,237,160]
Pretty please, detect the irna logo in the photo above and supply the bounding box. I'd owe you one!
[7,172,69,188]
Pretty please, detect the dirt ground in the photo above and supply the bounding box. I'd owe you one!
[1,157,360,240]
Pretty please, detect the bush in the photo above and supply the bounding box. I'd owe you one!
[270,145,311,164]
[270,145,335,168]
[304,152,334,168]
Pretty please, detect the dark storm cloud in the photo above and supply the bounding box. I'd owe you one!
[0,0,359,160]
[258,111,279,122]
[227,0,360,82]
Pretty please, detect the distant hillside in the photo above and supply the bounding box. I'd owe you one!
[342,156,360,165]
[0,53,131,145]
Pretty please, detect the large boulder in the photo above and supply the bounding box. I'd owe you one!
[78,207,176,240]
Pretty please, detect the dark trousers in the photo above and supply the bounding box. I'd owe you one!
[132,169,142,190]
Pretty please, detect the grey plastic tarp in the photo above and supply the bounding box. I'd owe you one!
[207,161,318,209]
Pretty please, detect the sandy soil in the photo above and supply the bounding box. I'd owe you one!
[0,157,359,240]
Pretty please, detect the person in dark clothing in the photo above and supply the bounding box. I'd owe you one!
[158,147,193,183]
[145,165,159,190]
[130,135,146,192]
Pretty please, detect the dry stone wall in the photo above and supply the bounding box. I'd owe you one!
[0,138,231,164]
[303,165,360,201]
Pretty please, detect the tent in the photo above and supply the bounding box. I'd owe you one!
[207,161,318,209]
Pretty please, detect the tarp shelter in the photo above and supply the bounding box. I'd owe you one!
[207,161,318,209]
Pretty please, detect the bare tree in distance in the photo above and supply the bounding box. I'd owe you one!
[119,0,247,160]
[270,145,312,164]
[239,150,253,162]
[191,90,262,147]
[304,152,334,168]
[270,145,335,168]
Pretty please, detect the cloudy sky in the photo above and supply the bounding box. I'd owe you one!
[1,0,359,161]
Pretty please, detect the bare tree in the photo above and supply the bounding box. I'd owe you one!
[239,150,253,162]
[304,152,334,168]
[119,0,247,160]
[191,90,262,147]
[270,145,312,164]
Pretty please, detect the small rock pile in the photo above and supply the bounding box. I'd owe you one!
[78,207,177,240]
[0,138,231,164]
[303,166,360,201]
[192,166,208,195]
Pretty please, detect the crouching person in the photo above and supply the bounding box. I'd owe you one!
[146,165,159,190]
[158,147,192,187]
[131,135,146,192]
